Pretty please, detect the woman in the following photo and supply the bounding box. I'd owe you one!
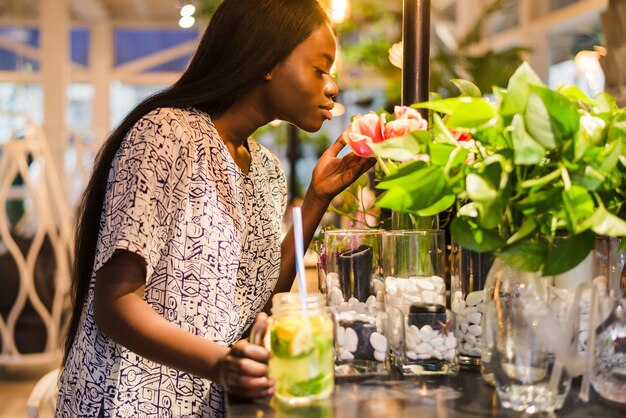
[57,0,373,417]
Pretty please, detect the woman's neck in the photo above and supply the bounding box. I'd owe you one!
[212,91,271,174]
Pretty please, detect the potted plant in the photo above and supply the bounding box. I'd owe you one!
[346,62,626,277]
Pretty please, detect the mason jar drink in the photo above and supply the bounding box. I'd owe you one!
[268,293,335,405]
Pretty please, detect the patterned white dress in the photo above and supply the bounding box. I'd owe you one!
[57,107,287,418]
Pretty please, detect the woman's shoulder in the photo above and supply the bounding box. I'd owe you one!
[135,107,212,130]
[248,137,285,178]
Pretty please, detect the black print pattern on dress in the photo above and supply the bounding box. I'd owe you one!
[57,107,287,418]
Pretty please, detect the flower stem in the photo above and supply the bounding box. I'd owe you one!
[377,155,391,176]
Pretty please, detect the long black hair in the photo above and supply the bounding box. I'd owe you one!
[63,0,329,365]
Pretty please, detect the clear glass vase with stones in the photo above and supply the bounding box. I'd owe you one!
[323,229,388,376]
[450,244,494,369]
[383,229,457,375]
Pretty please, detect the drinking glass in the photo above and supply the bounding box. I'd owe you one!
[591,293,626,404]
[484,295,578,413]
[267,293,335,405]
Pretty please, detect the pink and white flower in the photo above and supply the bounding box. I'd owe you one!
[343,111,386,157]
[344,106,429,158]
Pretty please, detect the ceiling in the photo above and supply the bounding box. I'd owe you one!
[0,0,186,24]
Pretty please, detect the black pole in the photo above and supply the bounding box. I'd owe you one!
[287,123,299,203]
[402,0,430,118]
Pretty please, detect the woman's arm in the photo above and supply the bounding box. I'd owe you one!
[266,135,375,310]
[94,250,274,398]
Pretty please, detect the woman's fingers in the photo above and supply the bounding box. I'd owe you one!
[324,134,348,157]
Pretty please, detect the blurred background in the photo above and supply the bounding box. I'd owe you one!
[0,0,623,417]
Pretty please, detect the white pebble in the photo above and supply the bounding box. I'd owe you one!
[329,287,344,306]
[344,328,358,352]
[445,335,457,349]
[422,292,436,304]
[366,295,376,306]
[445,349,456,362]
[339,311,354,321]
[462,306,478,315]
[460,322,469,333]
[327,272,340,289]
[406,351,418,360]
[409,325,421,343]
[451,292,466,313]
[374,350,386,362]
[416,343,431,354]
[477,303,485,313]
[415,279,435,291]
[420,325,434,341]
[465,334,477,345]
[416,353,432,360]
[340,349,354,360]
[466,291,484,307]
[337,326,345,346]
[348,297,359,307]
[404,294,423,304]
[468,324,482,336]
[463,342,474,352]
[430,350,443,360]
[370,332,388,352]
[469,347,482,356]
[430,337,444,347]
[469,312,482,325]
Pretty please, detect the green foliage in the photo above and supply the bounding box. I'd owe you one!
[373,63,626,275]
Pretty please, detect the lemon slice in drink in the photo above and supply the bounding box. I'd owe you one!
[290,325,314,357]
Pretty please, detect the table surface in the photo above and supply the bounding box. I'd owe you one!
[227,369,626,418]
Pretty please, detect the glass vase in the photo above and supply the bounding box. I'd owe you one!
[450,244,494,368]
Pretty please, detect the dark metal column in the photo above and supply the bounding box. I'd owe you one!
[402,0,430,117]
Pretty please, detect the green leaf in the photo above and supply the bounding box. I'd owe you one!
[543,230,595,276]
[515,188,562,212]
[562,186,595,232]
[579,164,604,190]
[412,98,460,115]
[447,98,496,128]
[525,89,557,149]
[466,173,497,202]
[369,135,421,160]
[433,113,457,145]
[451,79,482,97]
[501,62,544,116]
[377,160,428,190]
[585,206,626,236]
[594,92,618,113]
[450,217,506,252]
[511,113,545,165]
[475,202,501,230]
[506,217,538,245]
[376,167,446,212]
[414,97,495,128]
[429,143,456,167]
[558,85,595,107]
[530,85,580,140]
[497,240,547,273]
[416,194,455,216]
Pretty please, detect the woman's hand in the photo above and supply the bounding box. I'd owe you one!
[309,134,376,204]
[217,314,274,399]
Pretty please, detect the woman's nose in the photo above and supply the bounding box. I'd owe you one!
[325,76,339,99]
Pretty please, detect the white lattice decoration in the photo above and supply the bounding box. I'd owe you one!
[0,114,73,369]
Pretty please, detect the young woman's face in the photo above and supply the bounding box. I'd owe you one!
[264,23,339,132]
